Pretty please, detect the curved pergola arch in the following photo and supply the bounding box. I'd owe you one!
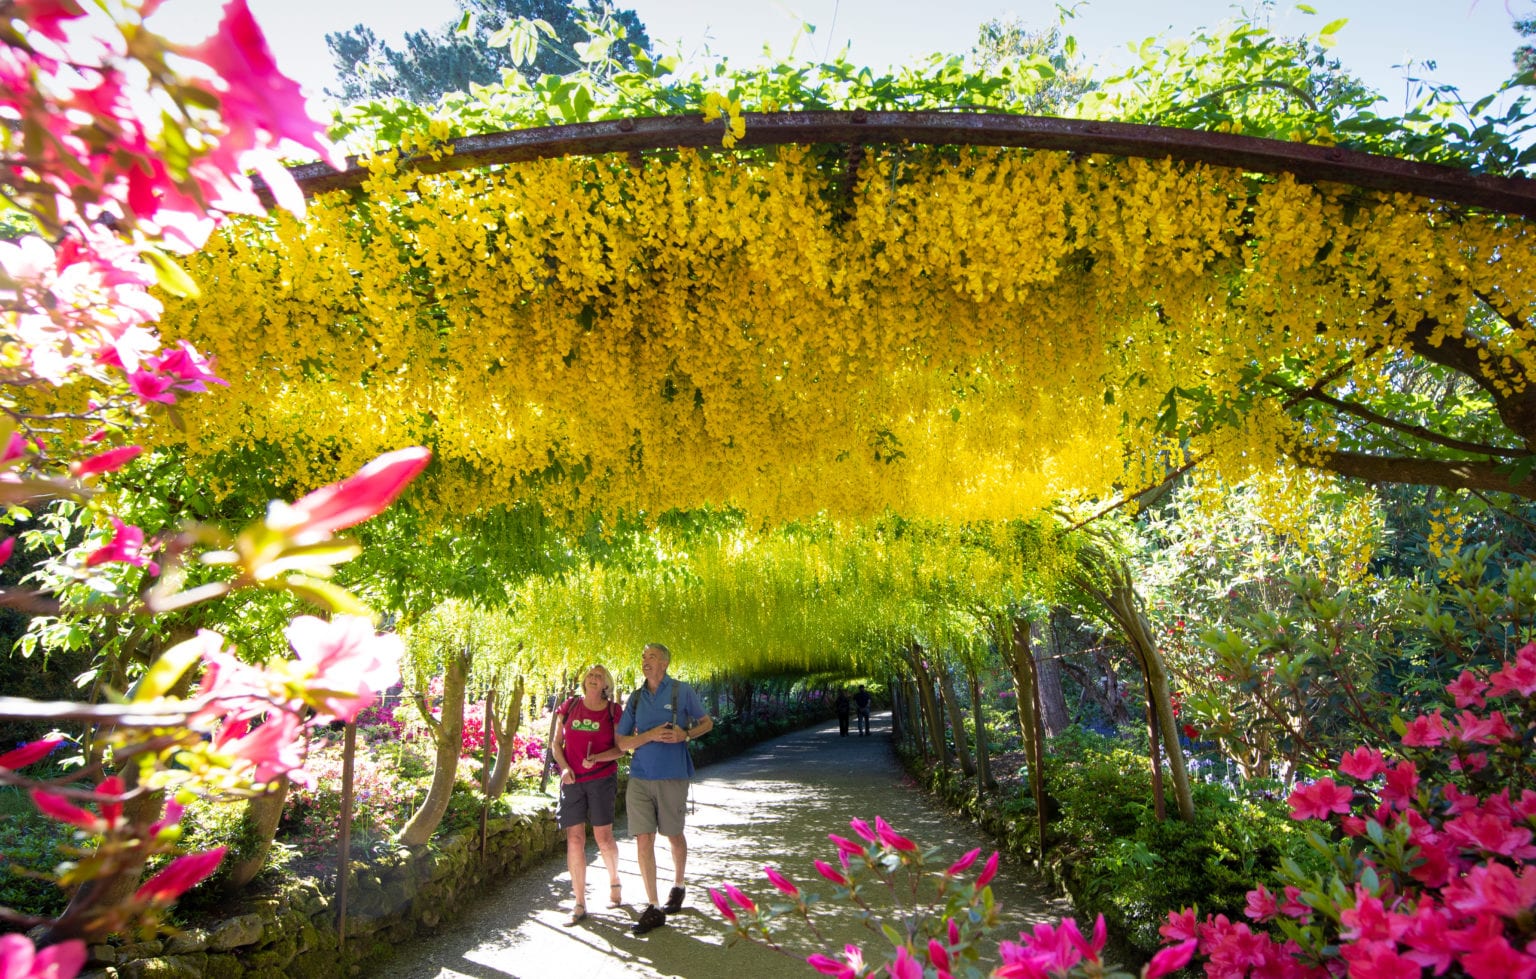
[286,111,1536,217]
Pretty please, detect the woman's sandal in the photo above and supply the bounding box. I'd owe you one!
[564,904,587,927]
[606,883,623,908]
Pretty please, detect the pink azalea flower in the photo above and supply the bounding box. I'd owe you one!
[1446,670,1489,709]
[1459,931,1536,979]
[1144,939,1198,979]
[1400,901,1457,975]
[145,341,224,395]
[887,946,922,979]
[70,444,142,477]
[1288,777,1355,821]
[1443,812,1536,859]
[0,933,87,979]
[181,0,341,171]
[1488,646,1536,698]
[1279,885,1313,920]
[264,447,431,546]
[0,737,62,770]
[285,615,403,723]
[134,847,227,905]
[874,816,917,853]
[849,817,878,843]
[709,887,737,923]
[127,368,178,405]
[764,866,799,897]
[1245,884,1280,923]
[1159,908,1199,942]
[1339,886,1409,943]
[807,945,867,979]
[975,850,1000,890]
[1402,711,1449,748]
[814,859,849,885]
[214,711,303,785]
[1443,862,1536,918]
[1339,938,1423,979]
[1381,761,1421,811]
[945,847,981,876]
[1454,710,1515,746]
[84,517,159,576]
[1340,745,1388,781]
[8,0,88,44]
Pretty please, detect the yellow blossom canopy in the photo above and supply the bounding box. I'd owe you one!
[156,140,1532,530]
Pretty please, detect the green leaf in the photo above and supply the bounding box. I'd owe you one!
[142,247,201,299]
[455,11,472,34]
[281,574,372,616]
[130,634,208,703]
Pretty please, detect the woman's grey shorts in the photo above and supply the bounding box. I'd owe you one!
[557,773,618,830]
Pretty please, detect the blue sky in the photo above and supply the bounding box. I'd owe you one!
[152,0,1531,114]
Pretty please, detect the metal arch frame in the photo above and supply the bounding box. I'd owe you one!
[283,110,1536,218]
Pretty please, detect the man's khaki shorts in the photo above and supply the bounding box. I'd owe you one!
[626,777,689,837]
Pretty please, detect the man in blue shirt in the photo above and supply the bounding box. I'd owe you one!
[617,642,713,935]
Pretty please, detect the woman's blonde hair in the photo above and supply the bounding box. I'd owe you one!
[584,664,615,701]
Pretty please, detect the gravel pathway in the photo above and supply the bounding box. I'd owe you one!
[377,713,1068,978]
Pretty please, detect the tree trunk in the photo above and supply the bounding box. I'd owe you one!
[220,777,290,891]
[967,661,997,794]
[398,643,472,845]
[1007,615,1049,854]
[1089,578,1196,822]
[907,645,950,766]
[1035,611,1072,736]
[485,674,526,798]
[937,662,976,777]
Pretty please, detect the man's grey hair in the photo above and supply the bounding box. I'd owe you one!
[643,642,672,664]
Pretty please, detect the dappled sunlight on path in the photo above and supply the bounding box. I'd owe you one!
[379,714,1068,978]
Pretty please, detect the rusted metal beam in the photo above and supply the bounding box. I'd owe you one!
[281,111,1536,218]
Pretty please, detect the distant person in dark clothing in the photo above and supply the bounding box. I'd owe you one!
[854,685,872,736]
[834,690,851,736]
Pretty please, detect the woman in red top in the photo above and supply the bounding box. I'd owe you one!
[550,664,624,925]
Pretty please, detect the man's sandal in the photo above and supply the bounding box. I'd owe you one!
[564,904,587,927]
[607,883,623,908]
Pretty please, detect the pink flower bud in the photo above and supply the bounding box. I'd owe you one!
[946,847,981,876]
[265,447,431,545]
[0,737,62,770]
[874,816,916,852]
[1143,939,1197,979]
[723,884,756,914]
[975,850,1000,890]
[709,887,737,922]
[813,859,848,885]
[828,833,866,859]
[849,816,877,843]
[928,939,951,971]
[71,444,142,477]
[135,847,227,904]
[764,866,799,897]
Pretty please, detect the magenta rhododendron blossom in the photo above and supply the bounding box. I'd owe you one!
[285,615,403,723]
[1245,884,1280,923]
[265,447,432,545]
[134,847,226,905]
[0,932,86,979]
[1287,776,1354,821]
